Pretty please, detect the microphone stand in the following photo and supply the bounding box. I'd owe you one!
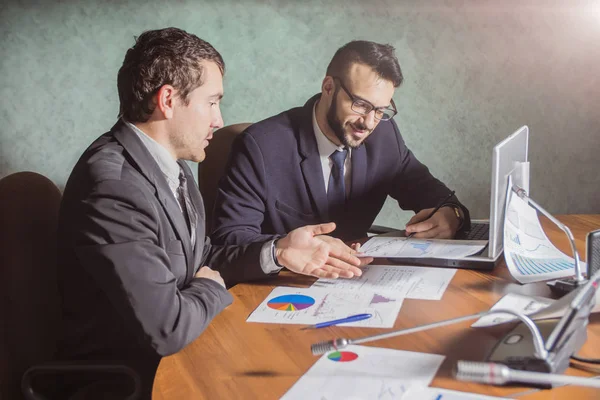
[511,185,587,294]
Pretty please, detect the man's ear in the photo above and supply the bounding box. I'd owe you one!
[155,85,177,119]
[322,76,335,96]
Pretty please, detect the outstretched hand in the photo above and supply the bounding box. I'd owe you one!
[275,223,371,279]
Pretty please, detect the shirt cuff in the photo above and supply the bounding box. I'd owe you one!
[260,239,284,275]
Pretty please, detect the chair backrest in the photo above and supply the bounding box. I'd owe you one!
[0,172,62,400]
[198,123,252,233]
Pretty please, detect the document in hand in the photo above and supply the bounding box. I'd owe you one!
[359,236,487,259]
[280,345,444,400]
[246,286,404,328]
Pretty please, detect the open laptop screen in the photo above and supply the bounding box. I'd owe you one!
[488,125,529,258]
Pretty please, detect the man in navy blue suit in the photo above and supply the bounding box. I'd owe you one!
[212,40,470,245]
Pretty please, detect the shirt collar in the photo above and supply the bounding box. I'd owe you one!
[125,120,181,194]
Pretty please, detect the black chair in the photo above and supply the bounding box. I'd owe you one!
[0,172,140,400]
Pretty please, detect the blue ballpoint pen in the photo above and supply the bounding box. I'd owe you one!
[300,313,372,330]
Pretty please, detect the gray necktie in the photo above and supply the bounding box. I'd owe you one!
[178,170,198,247]
[327,148,348,214]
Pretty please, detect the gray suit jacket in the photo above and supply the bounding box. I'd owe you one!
[55,120,266,395]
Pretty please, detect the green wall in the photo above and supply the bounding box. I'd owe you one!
[1,0,599,228]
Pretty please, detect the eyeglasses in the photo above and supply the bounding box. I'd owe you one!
[333,77,397,121]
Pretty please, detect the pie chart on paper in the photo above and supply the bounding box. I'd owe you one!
[267,294,315,311]
[327,351,359,362]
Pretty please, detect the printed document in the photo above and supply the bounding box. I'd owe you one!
[281,345,444,400]
[472,291,600,328]
[359,236,487,259]
[247,286,403,328]
[312,265,457,300]
[402,387,509,399]
[503,185,584,284]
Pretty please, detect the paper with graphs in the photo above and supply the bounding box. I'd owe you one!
[312,265,457,300]
[281,345,444,400]
[471,293,555,327]
[503,184,584,284]
[247,286,404,328]
[359,236,487,259]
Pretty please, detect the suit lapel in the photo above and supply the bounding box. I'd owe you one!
[113,122,194,270]
[298,96,329,220]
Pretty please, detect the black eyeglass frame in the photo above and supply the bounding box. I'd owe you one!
[332,77,397,121]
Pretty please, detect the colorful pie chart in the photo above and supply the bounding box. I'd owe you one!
[327,351,359,362]
[267,294,315,311]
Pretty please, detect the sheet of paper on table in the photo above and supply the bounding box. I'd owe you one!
[247,286,404,328]
[312,265,457,301]
[472,291,600,328]
[280,345,445,400]
[359,236,487,259]
[402,387,510,399]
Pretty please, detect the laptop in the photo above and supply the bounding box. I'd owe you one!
[387,125,530,270]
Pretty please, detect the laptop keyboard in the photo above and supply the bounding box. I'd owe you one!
[458,222,490,241]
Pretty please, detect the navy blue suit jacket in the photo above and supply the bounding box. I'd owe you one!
[212,94,470,244]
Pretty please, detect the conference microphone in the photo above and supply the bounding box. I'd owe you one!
[311,309,543,356]
[455,360,600,389]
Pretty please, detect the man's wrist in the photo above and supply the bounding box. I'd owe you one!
[272,238,285,268]
[442,204,464,231]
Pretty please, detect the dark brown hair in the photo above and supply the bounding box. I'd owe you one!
[117,27,225,122]
[326,40,403,87]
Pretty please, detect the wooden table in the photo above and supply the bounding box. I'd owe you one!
[153,215,600,399]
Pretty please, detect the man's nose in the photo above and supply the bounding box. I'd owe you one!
[363,110,376,129]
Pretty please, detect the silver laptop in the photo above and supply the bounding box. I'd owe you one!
[389,125,530,270]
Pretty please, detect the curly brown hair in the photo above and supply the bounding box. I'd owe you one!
[117,27,225,123]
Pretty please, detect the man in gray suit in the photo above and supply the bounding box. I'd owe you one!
[55,28,365,398]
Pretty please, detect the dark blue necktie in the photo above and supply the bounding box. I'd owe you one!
[327,149,348,214]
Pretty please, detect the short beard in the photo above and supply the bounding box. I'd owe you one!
[325,89,365,150]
